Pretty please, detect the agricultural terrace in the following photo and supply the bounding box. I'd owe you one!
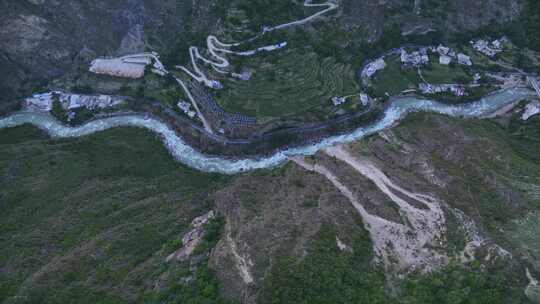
[213,48,359,122]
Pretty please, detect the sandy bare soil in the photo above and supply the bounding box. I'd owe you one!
[292,144,448,273]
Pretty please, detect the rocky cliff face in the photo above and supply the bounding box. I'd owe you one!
[341,0,523,39]
[0,0,217,102]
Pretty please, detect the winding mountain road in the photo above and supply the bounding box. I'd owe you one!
[172,0,338,133]
[176,0,337,88]
[265,0,338,32]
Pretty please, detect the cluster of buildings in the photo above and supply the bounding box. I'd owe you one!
[418,83,466,97]
[471,38,507,57]
[331,96,347,106]
[400,45,473,68]
[89,52,167,79]
[24,92,56,112]
[400,48,430,67]
[24,91,126,113]
[177,100,197,118]
[433,45,472,66]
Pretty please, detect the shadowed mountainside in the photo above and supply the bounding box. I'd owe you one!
[1,108,539,303]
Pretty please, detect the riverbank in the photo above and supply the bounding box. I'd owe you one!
[0,87,535,174]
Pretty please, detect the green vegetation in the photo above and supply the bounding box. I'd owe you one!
[421,60,472,84]
[50,99,66,121]
[370,56,420,97]
[215,49,358,120]
[0,125,229,303]
[145,260,234,304]
[368,48,503,103]
[506,112,540,164]
[1,111,539,303]
[216,0,313,35]
[509,211,540,268]
[258,224,390,304]
[419,1,456,20]
[396,113,540,233]
[70,84,94,95]
[525,0,540,51]
[193,216,226,256]
[401,262,526,304]
[50,98,97,126]
[145,216,233,304]
[258,223,526,304]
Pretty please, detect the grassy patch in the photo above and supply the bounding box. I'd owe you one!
[421,62,472,84]
[371,56,420,97]
[0,125,229,303]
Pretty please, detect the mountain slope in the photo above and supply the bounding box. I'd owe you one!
[2,110,539,303]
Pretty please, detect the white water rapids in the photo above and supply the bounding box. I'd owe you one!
[0,87,534,174]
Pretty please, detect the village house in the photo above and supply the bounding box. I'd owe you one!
[362,58,386,79]
[457,53,473,66]
[522,101,540,120]
[401,48,429,67]
[331,96,347,106]
[471,38,506,57]
[419,83,466,96]
[439,55,452,65]
[432,44,472,66]
[359,93,370,106]
[24,91,126,112]
[436,45,451,56]
[177,100,197,118]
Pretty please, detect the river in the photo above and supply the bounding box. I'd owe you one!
[0,87,534,174]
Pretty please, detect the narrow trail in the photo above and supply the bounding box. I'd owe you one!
[225,224,254,284]
[175,35,287,89]
[292,145,448,272]
[176,1,337,90]
[2,87,533,174]
[173,76,214,133]
[123,1,338,134]
[264,0,338,32]
[171,1,338,131]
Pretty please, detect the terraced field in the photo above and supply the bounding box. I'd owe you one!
[213,49,359,121]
